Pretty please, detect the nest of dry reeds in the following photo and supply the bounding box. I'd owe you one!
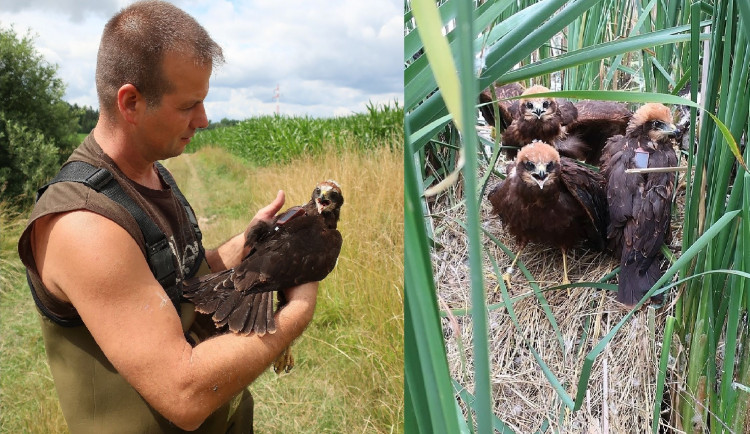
[429,126,688,432]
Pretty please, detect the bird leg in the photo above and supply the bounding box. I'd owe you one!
[502,244,526,289]
[561,248,571,296]
[273,346,294,374]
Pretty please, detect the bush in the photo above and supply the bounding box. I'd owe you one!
[0,26,79,204]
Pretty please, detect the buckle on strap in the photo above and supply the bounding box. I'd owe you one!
[85,168,114,191]
[147,238,176,287]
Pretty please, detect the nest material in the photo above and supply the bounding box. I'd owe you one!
[430,142,688,432]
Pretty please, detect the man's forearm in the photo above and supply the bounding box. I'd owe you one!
[169,282,318,429]
[204,232,245,271]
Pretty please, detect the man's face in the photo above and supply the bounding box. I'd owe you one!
[137,51,212,160]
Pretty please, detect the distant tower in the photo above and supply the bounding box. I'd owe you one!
[273,84,280,115]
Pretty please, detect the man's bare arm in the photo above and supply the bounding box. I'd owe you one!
[33,209,316,430]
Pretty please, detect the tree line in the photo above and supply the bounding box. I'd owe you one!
[0,26,99,206]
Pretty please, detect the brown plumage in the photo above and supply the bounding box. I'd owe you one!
[599,103,678,306]
[478,82,524,129]
[501,85,578,160]
[487,141,608,284]
[557,100,632,165]
[183,181,343,369]
[488,84,631,164]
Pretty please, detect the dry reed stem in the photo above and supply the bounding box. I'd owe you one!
[429,150,685,432]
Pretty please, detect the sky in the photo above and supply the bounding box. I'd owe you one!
[0,0,403,121]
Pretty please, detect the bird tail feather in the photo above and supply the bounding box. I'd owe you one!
[616,257,662,306]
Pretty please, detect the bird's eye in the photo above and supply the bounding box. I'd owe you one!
[546,162,554,172]
[525,102,533,109]
[524,161,535,171]
[652,120,664,129]
[542,101,550,109]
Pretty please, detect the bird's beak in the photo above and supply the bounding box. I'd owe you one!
[661,123,679,137]
[532,107,544,119]
[316,191,333,213]
[533,165,548,189]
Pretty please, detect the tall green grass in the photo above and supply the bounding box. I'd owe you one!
[405,0,749,432]
[189,101,403,165]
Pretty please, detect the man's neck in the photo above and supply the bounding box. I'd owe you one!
[93,120,162,190]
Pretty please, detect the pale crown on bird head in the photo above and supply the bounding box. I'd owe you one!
[627,103,679,144]
[517,142,560,190]
[520,85,556,121]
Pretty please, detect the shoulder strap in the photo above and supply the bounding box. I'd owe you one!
[155,162,202,243]
[37,161,177,291]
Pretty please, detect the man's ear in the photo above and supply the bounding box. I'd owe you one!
[117,84,143,125]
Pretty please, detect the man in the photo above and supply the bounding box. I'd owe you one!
[16,1,317,432]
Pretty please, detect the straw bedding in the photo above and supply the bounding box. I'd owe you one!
[429,132,689,432]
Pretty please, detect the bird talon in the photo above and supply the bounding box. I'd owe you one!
[273,347,294,374]
[502,272,513,289]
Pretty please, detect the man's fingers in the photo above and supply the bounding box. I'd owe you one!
[257,190,285,221]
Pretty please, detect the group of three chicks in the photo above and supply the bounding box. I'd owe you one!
[483,84,680,306]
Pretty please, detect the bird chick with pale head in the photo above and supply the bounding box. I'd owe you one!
[600,103,679,307]
[488,142,607,287]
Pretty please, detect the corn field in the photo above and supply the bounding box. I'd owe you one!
[405,0,750,433]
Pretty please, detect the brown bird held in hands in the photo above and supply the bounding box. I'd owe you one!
[599,103,679,306]
[487,141,608,286]
[183,181,343,372]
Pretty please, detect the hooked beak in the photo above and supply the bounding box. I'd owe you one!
[532,165,548,189]
[661,123,680,137]
[315,192,332,213]
[532,107,545,119]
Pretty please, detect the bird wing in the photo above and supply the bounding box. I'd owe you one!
[623,150,676,270]
[479,82,524,129]
[602,139,637,256]
[560,101,631,165]
[558,100,578,126]
[559,157,608,250]
[184,210,342,336]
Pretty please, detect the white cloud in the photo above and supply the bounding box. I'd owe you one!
[0,0,403,120]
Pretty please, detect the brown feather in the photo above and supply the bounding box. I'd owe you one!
[500,85,577,160]
[487,142,607,253]
[479,82,524,128]
[183,181,344,336]
[558,101,632,165]
[599,103,678,306]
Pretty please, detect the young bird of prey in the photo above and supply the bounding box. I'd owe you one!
[492,84,631,164]
[183,181,343,372]
[501,85,578,159]
[487,142,608,286]
[600,103,679,306]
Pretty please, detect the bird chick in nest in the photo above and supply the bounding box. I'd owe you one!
[488,141,608,288]
[600,103,679,307]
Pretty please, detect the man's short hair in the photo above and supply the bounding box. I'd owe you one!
[96,0,224,116]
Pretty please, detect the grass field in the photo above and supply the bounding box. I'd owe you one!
[0,116,403,432]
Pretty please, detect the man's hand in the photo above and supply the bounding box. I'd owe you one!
[206,190,285,271]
